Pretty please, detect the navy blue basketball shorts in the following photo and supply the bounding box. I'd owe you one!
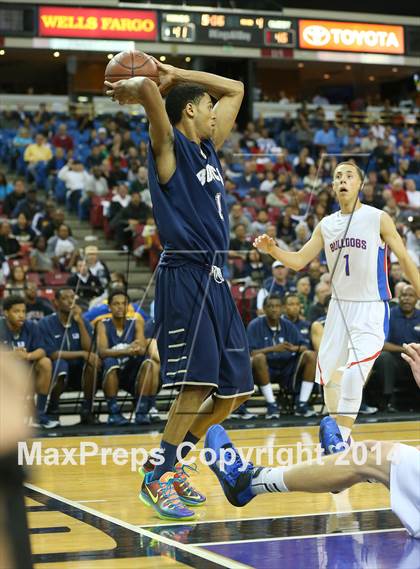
[155,264,254,398]
[102,356,146,395]
[52,358,86,389]
[268,352,304,391]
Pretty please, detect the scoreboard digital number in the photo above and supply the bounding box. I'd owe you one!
[0,5,36,36]
[160,12,296,48]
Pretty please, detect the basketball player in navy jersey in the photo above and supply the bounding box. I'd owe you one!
[106,61,254,519]
[96,290,159,426]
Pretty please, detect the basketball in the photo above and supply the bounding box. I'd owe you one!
[104,50,159,84]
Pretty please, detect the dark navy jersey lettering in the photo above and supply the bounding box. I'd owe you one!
[103,318,136,348]
[0,318,42,352]
[148,127,229,267]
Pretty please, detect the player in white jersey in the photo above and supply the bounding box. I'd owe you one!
[254,161,420,452]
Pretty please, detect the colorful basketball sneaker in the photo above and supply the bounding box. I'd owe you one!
[139,458,206,506]
[319,416,351,455]
[205,424,255,507]
[139,471,196,521]
[173,462,206,506]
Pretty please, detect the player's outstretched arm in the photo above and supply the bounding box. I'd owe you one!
[153,60,244,150]
[105,77,175,184]
[254,225,324,271]
[380,212,420,297]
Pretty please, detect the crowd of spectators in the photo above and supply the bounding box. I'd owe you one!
[0,95,418,427]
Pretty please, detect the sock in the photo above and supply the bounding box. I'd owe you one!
[299,381,314,403]
[251,466,289,495]
[152,440,178,481]
[337,425,352,442]
[36,394,48,416]
[106,397,119,414]
[260,384,275,404]
[179,431,200,461]
[136,395,154,416]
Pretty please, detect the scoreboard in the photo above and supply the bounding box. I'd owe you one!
[160,12,296,48]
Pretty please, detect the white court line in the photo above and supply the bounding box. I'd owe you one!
[138,506,391,528]
[198,527,405,547]
[24,483,250,569]
[77,499,108,503]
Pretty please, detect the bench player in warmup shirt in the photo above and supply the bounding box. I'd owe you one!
[106,60,253,520]
[255,161,420,453]
[96,290,159,426]
[206,343,420,540]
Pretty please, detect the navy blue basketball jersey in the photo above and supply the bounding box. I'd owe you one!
[103,318,136,349]
[148,127,229,267]
[0,318,41,352]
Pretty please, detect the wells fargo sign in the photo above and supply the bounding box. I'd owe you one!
[299,20,404,54]
[39,7,158,40]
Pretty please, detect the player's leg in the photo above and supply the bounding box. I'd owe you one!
[80,360,99,425]
[205,425,393,508]
[33,357,58,428]
[134,358,160,425]
[294,350,317,416]
[252,353,280,418]
[47,359,68,420]
[102,358,128,425]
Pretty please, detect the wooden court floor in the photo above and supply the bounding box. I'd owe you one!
[26,421,420,569]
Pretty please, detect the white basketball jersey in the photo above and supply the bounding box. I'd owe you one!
[320,204,391,302]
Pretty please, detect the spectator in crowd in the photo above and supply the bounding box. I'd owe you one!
[313,122,336,154]
[12,213,36,244]
[29,235,53,273]
[97,290,159,425]
[276,209,296,244]
[84,245,110,290]
[293,148,314,178]
[111,190,151,250]
[23,133,53,187]
[259,171,277,194]
[13,187,44,221]
[266,184,289,208]
[58,159,91,214]
[0,221,20,257]
[229,203,251,237]
[78,166,109,221]
[373,285,420,411]
[4,265,27,297]
[2,179,26,217]
[24,281,54,321]
[360,131,378,153]
[362,183,385,210]
[140,215,162,269]
[86,145,104,169]
[405,179,420,210]
[47,223,78,271]
[39,287,101,425]
[51,123,74,153]
[32,201,62,240]
[109,182,131,221]
[307,281,331,322]
[0,295,57,428]
[257,260,297,314]
[388,262,406,296]
[0,172,13,201]
[290,221,310,252]
[248,294,317,418]
[67,259,103,309]
[296,275,312,318]
[229,223,252,260]
[250,209,270,236]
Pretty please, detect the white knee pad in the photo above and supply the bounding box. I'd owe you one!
[337,366,364,420]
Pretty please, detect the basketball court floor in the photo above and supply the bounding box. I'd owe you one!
[27,421,419,568]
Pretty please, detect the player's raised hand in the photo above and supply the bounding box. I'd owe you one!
[253,234,276,255]
[150,57,177,96]
[105,77,145,105]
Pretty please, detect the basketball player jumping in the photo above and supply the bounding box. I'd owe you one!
[106,61,254,519]
[254,162,420,453]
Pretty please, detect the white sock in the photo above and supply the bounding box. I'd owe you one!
[260,383,275,404]
[299,381,314,403]
[251,466,289,495]
[338,425,352,442]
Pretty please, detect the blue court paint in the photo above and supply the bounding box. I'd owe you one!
[204,531,419,569]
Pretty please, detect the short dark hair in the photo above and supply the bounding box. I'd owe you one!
[55,286,74,300]
[3,295,26,311]
[165,83,208,126]
[263,294,282,308]
[283,292,299,304]
[108,289,130,305]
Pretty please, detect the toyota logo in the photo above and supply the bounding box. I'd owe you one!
[302,25,331,46]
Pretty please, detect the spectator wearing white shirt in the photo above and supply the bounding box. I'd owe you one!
[259,171,277,194]
[58,160,91,214]
[405,179,420,210]
[109,183,131,221]
[370,119,385,140]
